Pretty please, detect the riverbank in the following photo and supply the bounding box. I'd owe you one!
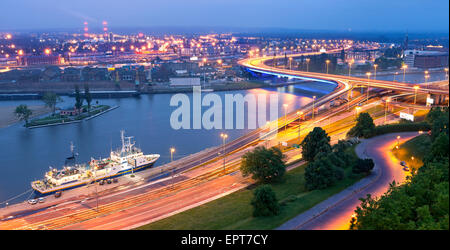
[0,105,51,129]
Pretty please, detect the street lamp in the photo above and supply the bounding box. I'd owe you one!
[297,111,303,142]
[355,106,361,120]
[373,64,378,79]
[283,104,288,134]
[289,57,293,70]
[366,72,372,103]
[402,64,408,83]
[348,59,354,76]
[445,68,449,80]
[170,147,175,162]
[305,58,310,72]
[393,72,398,82]
[424,73,430,89]
[414,85,419,105]
[312,96,316,120]
[384,98,390,124]
[220,133,228,173]
[397,135,401,147]
[325,59,330,74]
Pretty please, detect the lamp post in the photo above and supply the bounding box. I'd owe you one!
[366,72,372,103]
[385,98,390,124]
[373,64,378,79]
[424,73,430,89]
[306,58,310,72]
[283,104,288,134]
[289,57,293,70]
[445,68,449,80]
[170,147,175,162]
[402,64,408,83]
[348,60,354,76]
[170,147,175,188]
[355,106,361,120]
[312,96,316,120]
[397,135,400,147]
[326,59,330,74]
[297,111,303,141]
[220,133,228,173]
[414,85,419,105]
[393,72,398,82]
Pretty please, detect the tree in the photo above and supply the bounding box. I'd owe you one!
[352,158,375,175]
[84,83,92,113]
[14,104,32,125]
[241,146,286,183]
[300,127,332,162]
[425,132,449,163]
[251,185,280,217]
[304,156,342,190]
[74,85,83,110]
[42,92,62,115]
[347,112,376,138]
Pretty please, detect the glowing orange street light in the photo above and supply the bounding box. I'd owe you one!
[355,106,361,119]
[366,72,372,103]
[283,104,288,133]
[18,50,23,56]
[170,147,175,162]
[402,64,408,82]
[220,133,228,173]
[305,58,310,72]
[44,48,51,55]
[413,85,419,105]
[325,59,330,74]
[373,64,378,79]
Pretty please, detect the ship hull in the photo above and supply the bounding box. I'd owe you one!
[32,161,156,197]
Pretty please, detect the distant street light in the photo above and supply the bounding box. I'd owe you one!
[366,72,372,103]
[355,106,361,120]
[384,98,390,124]
[283,104,288,134]
[373,64,378,79]
[220,133,228,173]
[297,111,303,141]
[424,74,430,89]
[312,96,316,120]
[348,59,354,76]
[326,59,330,74]
[414,85,419,105]
[306,58,310,72]
[402,64,408,83]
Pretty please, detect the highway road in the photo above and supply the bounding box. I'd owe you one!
[238,53,449,96]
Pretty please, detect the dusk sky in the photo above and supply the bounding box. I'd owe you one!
[1,0,448,32]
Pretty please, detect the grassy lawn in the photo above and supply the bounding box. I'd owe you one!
[137,147,362,230]
[392,134,432,170]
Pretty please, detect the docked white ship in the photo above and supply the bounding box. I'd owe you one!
[31,131,160,196]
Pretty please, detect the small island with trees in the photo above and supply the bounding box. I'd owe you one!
[14,84,115,128]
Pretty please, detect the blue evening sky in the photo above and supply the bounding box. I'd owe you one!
[0,0,448,32]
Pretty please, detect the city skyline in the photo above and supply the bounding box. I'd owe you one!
[0,0,448,32]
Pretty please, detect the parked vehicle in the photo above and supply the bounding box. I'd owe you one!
[28,199,37,205]
[107,179,112,184]
[38,197,45,203]
[54,191,62,198]
[113,178,118,183]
